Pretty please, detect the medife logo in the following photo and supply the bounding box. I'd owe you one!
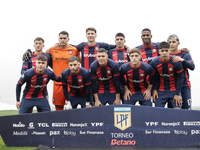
[114,107,131,131]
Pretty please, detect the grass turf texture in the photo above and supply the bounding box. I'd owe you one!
[0,108,200,149]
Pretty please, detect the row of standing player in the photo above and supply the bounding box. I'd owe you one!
[17,28,194,114]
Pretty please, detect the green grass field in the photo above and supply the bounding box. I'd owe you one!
[0,108,200,149]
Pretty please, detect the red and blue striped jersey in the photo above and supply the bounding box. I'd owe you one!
[21,52,52,75]
[61,67,91,101]
[76,42,115,70]
[150,55,183,95]
[136,42,159,64]
[90,59,120,94]
[171,50,195,89]
[108,48,129,68]
[16,68,61,101]
[120,61,155,94]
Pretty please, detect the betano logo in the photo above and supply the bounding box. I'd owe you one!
[114,107,131,131]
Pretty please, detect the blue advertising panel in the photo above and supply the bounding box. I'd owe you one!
[0,105,200,147]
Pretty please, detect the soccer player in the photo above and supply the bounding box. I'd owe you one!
[136,28,189,64]
[120,48,155,106]
[108,32,129,103]
[75,27,116,70]
[108,32,129,67]
[16,54,61,114]
[151,42,184,109]
[90,48,121,106]
[21,37,52,75]
[61,56,92,109]
[45,31,80,111]
[136,28,159,64]
[167,34,195,109]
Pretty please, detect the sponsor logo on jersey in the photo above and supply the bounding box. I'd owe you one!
[84,54,96,57]
[31,84,47,88]
[55,57,69,61]
[128,79,144,83]
[98,76,112,81]
[69,84,84,89]
[114,107,131,131]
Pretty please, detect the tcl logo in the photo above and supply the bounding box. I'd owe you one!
[38,123,49,127]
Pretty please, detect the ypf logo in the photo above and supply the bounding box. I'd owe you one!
[114,107,131,131]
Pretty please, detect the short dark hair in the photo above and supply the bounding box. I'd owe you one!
[34,37,44,43]
[59,31,69,37]
[97,48,107,53]
[69,56,79,62]
[142,28,151,34]
[129,48,141,56]
[86,27,96,34]
[159,41,170,49]
[36,54,47,61]
[115,32,125,38]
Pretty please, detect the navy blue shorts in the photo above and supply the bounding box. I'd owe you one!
[124,93,152,106]
[181,87,191,109]
[155,91,181,108]
[98,93,116,105]
[19,97,51,114]
[69,95,87,108]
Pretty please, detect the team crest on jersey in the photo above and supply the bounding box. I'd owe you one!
[68,51,73,55]
[107,70,110,74]
[140,74,144,77]
[44,78,47,81]
[114,107,131,131]
[152,49,156,53]
[169,68,173,71]
[78,79,82,82]
[95,47,99,50]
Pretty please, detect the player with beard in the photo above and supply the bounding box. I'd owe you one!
[61,56,92,109]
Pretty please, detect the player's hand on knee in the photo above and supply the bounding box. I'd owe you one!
[16,101,21,109]
[85,102,92,108]
[152,90,158,103]
[94,100,103,107]
[173,95,182,107]
[124,90,132,101]
[65,101,72,110]
[113,99,121,105]
[143,89,151,100]
[22,49,32,62]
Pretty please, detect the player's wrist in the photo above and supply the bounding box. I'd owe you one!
[86,102,90,106]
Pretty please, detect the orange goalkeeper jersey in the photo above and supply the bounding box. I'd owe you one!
[46,45,80,85]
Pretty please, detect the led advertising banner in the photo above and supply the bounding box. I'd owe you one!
[0,105,200,147]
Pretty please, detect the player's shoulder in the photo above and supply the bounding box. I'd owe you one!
[141,61,151,67]
[136,44,143,49]
[68,44,78,50]
[152,42,160,47]
[151,56,159,64]
[90,60,98,68]
[108,58,118,68]
[77,42,87,47]
[61,68,70,75]
[80,67,89,72]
